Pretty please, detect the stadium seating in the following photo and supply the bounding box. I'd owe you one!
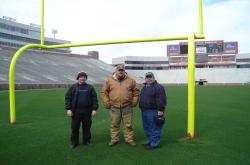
[0,46,114,85]
[1,46,250,87]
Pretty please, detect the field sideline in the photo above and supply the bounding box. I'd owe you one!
[0,86,250,165]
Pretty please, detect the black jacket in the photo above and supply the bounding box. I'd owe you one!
[139,81,167,112]
[65,83,98,112]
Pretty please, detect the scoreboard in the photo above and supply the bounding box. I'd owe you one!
[167,40,238,56]
[167,40,237,67]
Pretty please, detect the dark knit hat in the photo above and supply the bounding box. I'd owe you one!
[76,72,88,80]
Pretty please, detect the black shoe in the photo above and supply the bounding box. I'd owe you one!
[70,144,78,149]
[83,142,92,147]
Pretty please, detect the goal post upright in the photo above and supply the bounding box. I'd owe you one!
[9,0,205,141]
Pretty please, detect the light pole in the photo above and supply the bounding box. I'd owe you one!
[52,29,58,39]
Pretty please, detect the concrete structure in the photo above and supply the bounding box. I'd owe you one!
[127,68,250,84]
[0,16,71,53]
[112,56,169,70]
[112,40,250,84]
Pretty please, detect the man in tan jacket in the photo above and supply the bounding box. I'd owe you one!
[101,64,140,147]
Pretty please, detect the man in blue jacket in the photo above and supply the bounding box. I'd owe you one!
[139,72,167,149]
[65,72,98,149]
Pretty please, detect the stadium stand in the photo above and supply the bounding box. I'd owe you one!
[112,40,250,85]
[0,46,114,89]
[1,45,250,89]
[0,16,71,53]
[0,16,117,90]
[127,68,250,85]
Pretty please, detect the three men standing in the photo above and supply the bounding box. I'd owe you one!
[101,65,140,147]
[65,69,166,150]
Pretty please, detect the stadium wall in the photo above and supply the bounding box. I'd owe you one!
[127,68,250,85]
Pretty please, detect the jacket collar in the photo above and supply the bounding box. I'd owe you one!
[112,72,128,81]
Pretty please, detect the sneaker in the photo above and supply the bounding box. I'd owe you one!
[126,141,137,147]
[108,141,118,147]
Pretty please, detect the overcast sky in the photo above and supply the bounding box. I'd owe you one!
[1,0,249,63]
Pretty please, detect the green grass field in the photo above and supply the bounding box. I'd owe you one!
[0,86,250,165]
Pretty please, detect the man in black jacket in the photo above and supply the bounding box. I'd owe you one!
[65,72,98,149]
[139,72,166,150]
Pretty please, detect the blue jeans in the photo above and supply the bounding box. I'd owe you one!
[141,110,163,147]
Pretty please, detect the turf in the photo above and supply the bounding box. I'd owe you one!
[0,86,250,165]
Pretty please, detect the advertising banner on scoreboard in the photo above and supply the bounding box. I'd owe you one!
[196,46,207,54]
[224,41,238,54]
[167,45,179,56]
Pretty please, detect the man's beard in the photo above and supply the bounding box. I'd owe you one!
[146,79,155,84]
[117,74,125,81]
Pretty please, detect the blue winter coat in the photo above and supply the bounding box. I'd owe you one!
[139,81,167,112]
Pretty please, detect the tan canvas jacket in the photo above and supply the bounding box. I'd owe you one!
[101,73,140,109]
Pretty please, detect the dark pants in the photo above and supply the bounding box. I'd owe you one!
[71,111,92,145]
[141,110,163,147]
